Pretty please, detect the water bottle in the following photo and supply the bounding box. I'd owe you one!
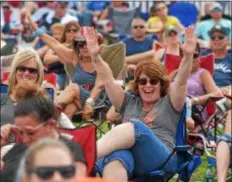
[205,163,215,182]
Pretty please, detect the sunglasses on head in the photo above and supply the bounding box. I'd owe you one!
[27,165,75,180]
[74,39,87,49]
[137,78,160,85]
[66,28,78,33]
[133,25,145,29]
[210,34,225,40]
[16,66,38,75]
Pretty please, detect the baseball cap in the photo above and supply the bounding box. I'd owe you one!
[208,24,230,37]
[210,2,223,13]
[166,26,179,35]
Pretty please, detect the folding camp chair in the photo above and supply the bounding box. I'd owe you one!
[132,105,202,182]
[105,6,140,43]
[60,124,97,176]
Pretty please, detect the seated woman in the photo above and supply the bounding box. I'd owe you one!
[25,11,106,120]
[0,48,75,129]
[0,82,87,182]
[169,43,221,129]
[82,26,196,180]
[44,21,80,90]
[16,138,78,182]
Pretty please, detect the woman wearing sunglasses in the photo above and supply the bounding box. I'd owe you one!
[1,82,86,182]
[25,11,105,120]
[169,42,221,130]
[44,21,80,90]
[80,27,196,180]
[16,138,77,182]
[0,48,75,129]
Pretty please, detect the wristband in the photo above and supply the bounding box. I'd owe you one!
[34,28,45,37]
[192,97,200,105]
[85,97,95,107]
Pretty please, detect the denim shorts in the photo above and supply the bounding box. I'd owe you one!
[217,134,232,151]
[96,119,178,178]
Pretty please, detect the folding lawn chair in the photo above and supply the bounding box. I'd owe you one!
[60,124,97,176]
[132,105,202,182]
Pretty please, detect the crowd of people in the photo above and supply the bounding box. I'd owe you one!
[0,1,231,182]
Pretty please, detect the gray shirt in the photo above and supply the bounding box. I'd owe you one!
[120,92,181,151]
[0,94,15,126]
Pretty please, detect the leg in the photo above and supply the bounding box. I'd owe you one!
[96,150,134,180]
[216,110,231,182]
[97,122,135,159]
[103,160,128,180]
[63,103,79,120]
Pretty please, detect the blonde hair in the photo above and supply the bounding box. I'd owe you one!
[8,48,44,94]
[51,23,65,34]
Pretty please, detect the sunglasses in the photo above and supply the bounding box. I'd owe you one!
[27,165,75,180]
[137,78,160,85]
[74,39,87,49]
[15,122,47,136]
[133,25,145,29]
[66,29,78,33]
[16,66,38,75]
[210,35,225,40]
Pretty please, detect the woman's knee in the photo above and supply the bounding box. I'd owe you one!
[96,150,134,179]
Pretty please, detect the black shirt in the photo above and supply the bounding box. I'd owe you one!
[1,136,86,182]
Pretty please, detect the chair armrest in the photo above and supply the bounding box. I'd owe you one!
[175,145,192,152]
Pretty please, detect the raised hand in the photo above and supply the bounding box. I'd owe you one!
[83,27,100,57]
[181,27,197,56]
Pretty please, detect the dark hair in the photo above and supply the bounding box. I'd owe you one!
[14,82,57,122]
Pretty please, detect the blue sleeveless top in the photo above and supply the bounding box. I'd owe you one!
[71,64,97,106]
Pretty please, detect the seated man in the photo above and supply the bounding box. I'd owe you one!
[123,18,153,56]
[196,2,231,42]
[200,25,231,88]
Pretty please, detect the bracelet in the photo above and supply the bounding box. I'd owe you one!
[85,97,95,107]
[93,54,101,63]
[34,28,45,37]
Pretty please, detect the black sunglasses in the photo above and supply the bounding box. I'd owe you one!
[137,78,160,85]
[16,66,38,75]
[66,29,78,33]
[27,165,75,180]
[74,39,87,49]
[210,35,225,40]
[133,25,145,29]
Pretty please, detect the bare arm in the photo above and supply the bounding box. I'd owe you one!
[169,28,196,112]
[125,50,154,65]
[201,70,220,94]
[94,55,125,111]
[44,49,63,64]
[26,12,75,64]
